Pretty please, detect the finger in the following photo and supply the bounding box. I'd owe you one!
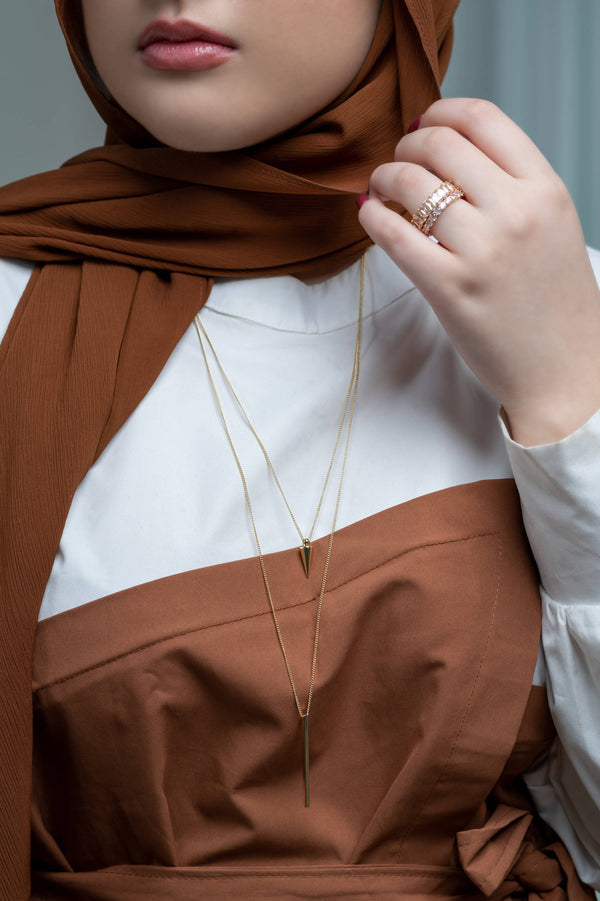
[358,195,460,300]
[416,97,557,181]
[395,125,514,209]
[368,162,476,253]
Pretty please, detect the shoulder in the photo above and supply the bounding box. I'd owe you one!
[0,257,36,343]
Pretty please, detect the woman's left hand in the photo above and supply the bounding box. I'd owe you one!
[358,97,600,446]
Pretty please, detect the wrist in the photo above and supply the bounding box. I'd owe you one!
[502,389,600,447]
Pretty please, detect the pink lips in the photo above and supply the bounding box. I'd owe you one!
[137,19,237,71]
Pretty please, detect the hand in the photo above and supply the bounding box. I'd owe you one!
[358,97,600,446]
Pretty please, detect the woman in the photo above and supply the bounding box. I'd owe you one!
[1,1,599,898]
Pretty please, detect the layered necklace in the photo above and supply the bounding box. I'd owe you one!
[194,254,365,806]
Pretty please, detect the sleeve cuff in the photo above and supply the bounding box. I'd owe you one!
[499,406,600,605]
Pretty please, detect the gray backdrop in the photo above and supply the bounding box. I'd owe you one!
[1,1,599,247]
[443,0,600,249]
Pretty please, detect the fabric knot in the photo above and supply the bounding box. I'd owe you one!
[457,804,533,896]
[458,804,594,901]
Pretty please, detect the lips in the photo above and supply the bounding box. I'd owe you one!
[137,19,237,72]
[137,19,237,52]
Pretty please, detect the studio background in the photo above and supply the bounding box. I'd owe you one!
[1,0,599,249]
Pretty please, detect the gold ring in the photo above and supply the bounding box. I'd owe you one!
[410,181,464,237]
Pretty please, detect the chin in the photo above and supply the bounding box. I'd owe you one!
[135,106,296,154]
[142,124,256,153]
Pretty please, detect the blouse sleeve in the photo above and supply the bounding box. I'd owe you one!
[500,247,600,890]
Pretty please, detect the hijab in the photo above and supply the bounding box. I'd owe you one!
[0,1,460,896]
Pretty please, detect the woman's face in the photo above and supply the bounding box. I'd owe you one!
[80,0,382,152]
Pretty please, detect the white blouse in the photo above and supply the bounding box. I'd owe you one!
[2,245,600,886]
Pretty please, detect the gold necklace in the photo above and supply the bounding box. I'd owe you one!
[194,261,365,579]
[194,254,365,807]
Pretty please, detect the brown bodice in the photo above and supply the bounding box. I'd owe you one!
[30,481,593,900]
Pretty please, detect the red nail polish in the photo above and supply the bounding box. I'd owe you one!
[407,114,423,134]
[357,193,370,210]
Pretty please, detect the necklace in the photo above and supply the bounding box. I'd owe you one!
[194,254,365,806]
[194,263,365,579]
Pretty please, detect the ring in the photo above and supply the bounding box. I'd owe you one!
[411,181,465,237]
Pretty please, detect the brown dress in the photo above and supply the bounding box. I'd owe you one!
[30,480,593,900]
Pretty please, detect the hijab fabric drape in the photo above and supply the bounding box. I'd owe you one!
[0,1,459,897]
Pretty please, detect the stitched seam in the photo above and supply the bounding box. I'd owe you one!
[483,828,517,893]
[458,827,517,893]
[75,870,464,882]
[395,534,503,860]
[35,530,498,693]
[203,287,419,336]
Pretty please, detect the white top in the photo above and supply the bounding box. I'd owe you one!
[2,245,600,886]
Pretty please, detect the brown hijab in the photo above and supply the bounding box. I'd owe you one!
[0,1,459,897]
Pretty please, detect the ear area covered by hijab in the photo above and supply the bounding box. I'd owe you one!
[0,3,460,897]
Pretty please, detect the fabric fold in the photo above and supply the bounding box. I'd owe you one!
[457,806,594,901]
[457,805,533,896]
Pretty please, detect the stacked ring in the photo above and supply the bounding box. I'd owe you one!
[410,181,464,237]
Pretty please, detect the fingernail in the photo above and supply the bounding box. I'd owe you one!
[357,193,370,210]
[407,114,423,134]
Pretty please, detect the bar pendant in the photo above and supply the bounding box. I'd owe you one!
[302,714,310,807]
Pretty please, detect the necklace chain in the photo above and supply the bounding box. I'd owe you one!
[193,254,365,805]
[194,267,364,561]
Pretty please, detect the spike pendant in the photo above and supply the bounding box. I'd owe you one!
[300,539,313,578]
